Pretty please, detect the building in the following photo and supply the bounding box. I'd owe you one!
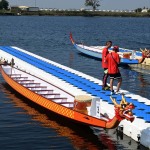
[141,8,149,13]
[27,7,39,12]
[10,6,39,12]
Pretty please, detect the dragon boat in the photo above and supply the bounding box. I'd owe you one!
[70,33,150,66]
[0,46,150,148]
[0,64,135,129]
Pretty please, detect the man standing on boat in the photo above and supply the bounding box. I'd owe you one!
[102,41,112,90]
[106,46,122,95]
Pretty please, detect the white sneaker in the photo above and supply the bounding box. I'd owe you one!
[115,91,123,95]
[110,90,115,95]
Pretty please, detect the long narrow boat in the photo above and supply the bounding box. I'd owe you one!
[70,33,150,66]
[0,64,135,129]
[0,46,150,148]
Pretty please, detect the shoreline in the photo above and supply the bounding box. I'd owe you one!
[0,10,150,17]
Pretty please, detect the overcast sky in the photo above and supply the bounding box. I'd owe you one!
[7,0,150,10]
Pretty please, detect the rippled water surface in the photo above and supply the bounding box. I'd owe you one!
[0,16,150,150]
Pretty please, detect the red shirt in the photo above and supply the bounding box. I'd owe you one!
[102,47,109,68]
[106,52,120,74]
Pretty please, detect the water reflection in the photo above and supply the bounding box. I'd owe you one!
[68,51,75,68]
[0,83,148,150]
[116,64,150,99]
[1,84,112,149]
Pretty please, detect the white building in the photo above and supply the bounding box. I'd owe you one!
[141,8,149,13]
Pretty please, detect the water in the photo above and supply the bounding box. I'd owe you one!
[0,16,150,149]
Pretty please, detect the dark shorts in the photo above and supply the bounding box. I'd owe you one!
[109,72,122,79]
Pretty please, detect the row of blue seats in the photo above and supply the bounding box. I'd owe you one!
[1,46,150,122]
[0,47,145,100]
[1,46,103,91]
[1,46,104,91]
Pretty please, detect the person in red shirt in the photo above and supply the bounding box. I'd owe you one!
[106,46,122,95]
[102,41,112,90]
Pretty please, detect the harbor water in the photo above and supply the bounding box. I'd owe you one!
[0,16,150,150]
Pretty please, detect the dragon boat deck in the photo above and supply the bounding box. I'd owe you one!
[0,46,150,149]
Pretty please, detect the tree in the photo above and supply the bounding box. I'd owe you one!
[135,8,142,13]
[85,0,100,11]
[0,0,9,10]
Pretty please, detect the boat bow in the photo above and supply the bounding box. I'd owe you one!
[70,33,143,65]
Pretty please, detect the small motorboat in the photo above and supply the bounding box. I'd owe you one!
[70,33,150,66]
[0,64,135,129]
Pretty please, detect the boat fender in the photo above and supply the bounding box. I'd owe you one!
[10,58,15,67]
[137,134,140,142]
[116,125,124,140]
[117,125,123,132]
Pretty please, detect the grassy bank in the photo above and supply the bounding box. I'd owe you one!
[0,10,150,17]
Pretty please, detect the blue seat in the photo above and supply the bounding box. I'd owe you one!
[143,113,150,123]
[133,108,144,118]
